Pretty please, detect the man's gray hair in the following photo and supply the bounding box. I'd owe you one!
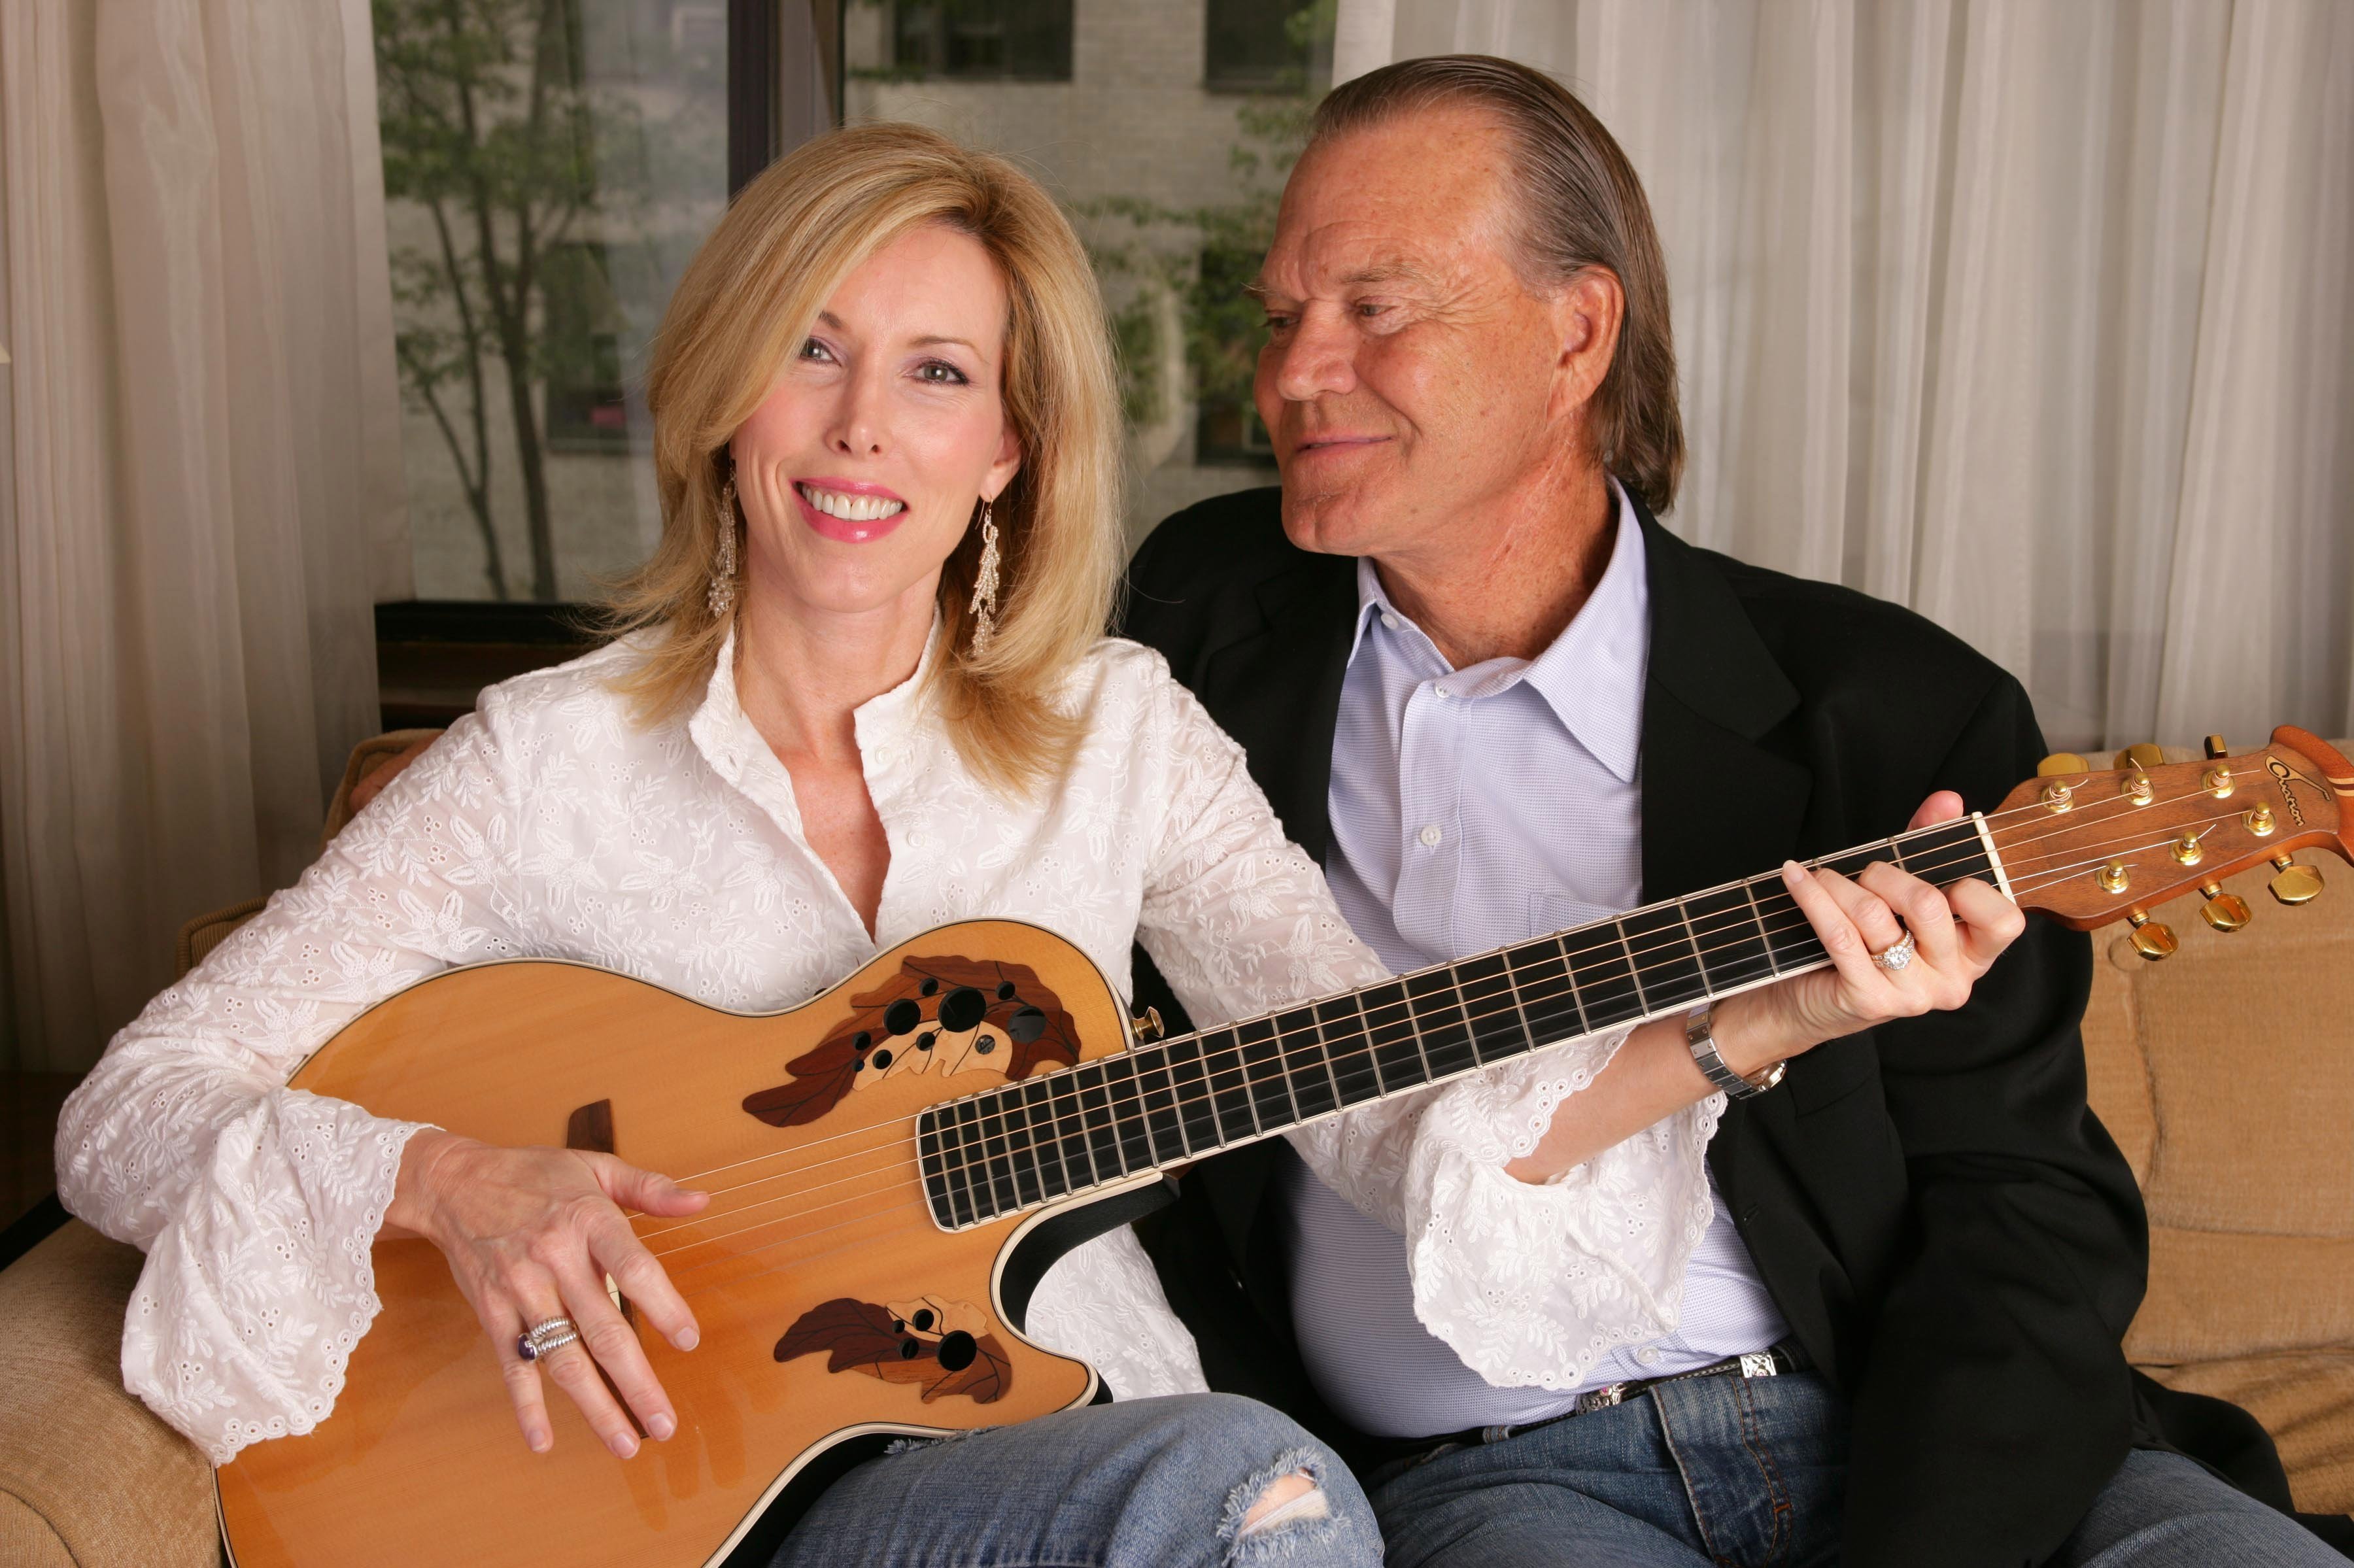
[1309,55,1684,515]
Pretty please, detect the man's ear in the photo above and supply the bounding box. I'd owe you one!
[1546,267,1624,426]
[983,419,1023,503]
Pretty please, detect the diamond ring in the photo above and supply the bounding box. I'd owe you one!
[1869,930,1917,973]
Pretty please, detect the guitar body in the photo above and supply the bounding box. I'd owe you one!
[217,920,1149,1568]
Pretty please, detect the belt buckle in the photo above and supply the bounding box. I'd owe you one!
[1574,1382,1628,1416]
[1738,1350,1780,1380]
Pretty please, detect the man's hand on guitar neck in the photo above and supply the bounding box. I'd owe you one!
[384,1131,711,1457]
[1504,791,2028,1184]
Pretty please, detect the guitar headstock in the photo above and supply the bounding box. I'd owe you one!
[1989,726,2353,957]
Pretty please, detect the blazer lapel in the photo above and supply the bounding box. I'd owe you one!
[1635,504,1811,1225]
[1201,553,1359,864]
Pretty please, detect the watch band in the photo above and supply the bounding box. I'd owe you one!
[1685,1004,1786,1099]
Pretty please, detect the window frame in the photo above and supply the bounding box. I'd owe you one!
[374,0,836,726]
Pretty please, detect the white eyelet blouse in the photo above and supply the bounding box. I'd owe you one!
[55,626,1699,1466]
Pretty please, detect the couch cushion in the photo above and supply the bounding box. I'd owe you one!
[0,1220,216,1567]
[2155,1353,2354,1514]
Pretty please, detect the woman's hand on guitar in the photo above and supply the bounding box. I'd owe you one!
[1713,791,2030,1075]
[384,1130,710,1457]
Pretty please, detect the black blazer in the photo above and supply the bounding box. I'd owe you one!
[1116,486,2151,1568]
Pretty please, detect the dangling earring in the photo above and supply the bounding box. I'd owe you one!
[707,477,740,620]
[966,499,1001,656]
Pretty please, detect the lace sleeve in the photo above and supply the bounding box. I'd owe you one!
[1289,1038,1727,1389]
[54,707,534,1462]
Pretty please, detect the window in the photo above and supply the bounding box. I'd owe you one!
[844,0,1331,535]
[1205,0,1326,93]
[885,0,1074,81]
[374,0,744,602]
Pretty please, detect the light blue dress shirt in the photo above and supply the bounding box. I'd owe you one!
[1284,482,1792,1439]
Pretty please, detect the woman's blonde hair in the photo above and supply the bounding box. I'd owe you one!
[604,122,1122,795]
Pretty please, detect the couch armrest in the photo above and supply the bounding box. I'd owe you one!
[0,1220,216,1567]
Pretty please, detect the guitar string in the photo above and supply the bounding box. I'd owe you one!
[634,784,2271,1244]
[628,762,2267,1201]
[633,803,2263,1265]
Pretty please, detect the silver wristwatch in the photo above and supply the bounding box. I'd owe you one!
[1685,1004,1786,1099]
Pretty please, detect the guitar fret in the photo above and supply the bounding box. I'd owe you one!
[1402,967,1476,1080]
[978,1093,1021,1218]
[1614,919,1651,1015]
[950,1099,987,1225]
[1135,1045,1189,1161]
[1046,1071,1097,1190]
[1235,1017,1299,1133]
[1021,1079,1065,1199]
[1202,1029,1261,1143]
[1321,992,1384,1107]
[1163,1032,1223,1154]
[1076,1062,1127,1184]
[1276,1006,1340,1122]
[1677,900,1710,989]
[1454,952,1524,1066]
[1099,1054,1159,1172]
[1742,878,1780,974]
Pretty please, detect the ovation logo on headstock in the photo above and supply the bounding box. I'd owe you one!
[2270,757,2308,825]
[741,955,1082,1128]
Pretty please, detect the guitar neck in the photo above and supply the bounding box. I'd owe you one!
[917,815,2005,1231]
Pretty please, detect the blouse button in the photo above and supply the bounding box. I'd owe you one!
[1418,824,1444,849]
[1634,1345,1662,1368]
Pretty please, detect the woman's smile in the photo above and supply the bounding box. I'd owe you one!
[793,477,910,543]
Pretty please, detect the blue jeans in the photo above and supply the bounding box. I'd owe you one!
[1365,1369,2338,1567]
[770,1392,1382,1567]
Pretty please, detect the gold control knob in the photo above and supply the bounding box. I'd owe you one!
[2198,882,2251,932]
[2247,804,2277,837]
[2170,834,2204,866]
[2204,735,2229,760]
[2202,766,2234,798]
[2041,780,2075,813]
[2096,861,2130,894]
[1131,1006,1166,1042]
[2268,857,2324,906]
[2121,772,2155,806]
[2125,910,2177,961]
[2038,753,2090,777]
[2114,743,2167,773]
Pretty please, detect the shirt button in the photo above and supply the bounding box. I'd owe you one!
[1433,685,1452,700]
[1380,612,1400,631]
[1634,1346,1662,1367]
[1418,824,1443,848]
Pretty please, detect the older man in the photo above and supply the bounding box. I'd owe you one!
[1123,55,2341,1568]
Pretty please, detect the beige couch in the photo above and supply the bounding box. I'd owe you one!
[2,736,2348,1563]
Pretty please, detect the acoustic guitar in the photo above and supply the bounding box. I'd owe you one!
[216,728,2353,1567]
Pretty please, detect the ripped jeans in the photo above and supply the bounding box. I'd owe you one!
[769,1392,1381,1568]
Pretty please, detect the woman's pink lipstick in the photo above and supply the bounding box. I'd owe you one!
[792,478,910,543]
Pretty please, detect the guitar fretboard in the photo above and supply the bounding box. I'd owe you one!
[915,817,1998,1231]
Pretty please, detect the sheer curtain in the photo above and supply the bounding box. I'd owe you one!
[1339,0,2354,755]
[0,0,409,1074]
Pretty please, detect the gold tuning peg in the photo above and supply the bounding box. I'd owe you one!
[1131,1006,1166,1043]
[2268,855,2324,906]
[2124,910,2177,961]
[2038,753,2089,777]
[2198,882,2252,932]
[2203,734,2229,760]
[2113,743,2167,773]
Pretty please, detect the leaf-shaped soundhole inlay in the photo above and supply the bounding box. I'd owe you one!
[774,1295,1011,1404]
[741,954,1084,1128]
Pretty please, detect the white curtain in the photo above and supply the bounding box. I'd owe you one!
[1339,0,2354,756]
[0,0,409,1074]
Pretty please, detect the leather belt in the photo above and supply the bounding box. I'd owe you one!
[1361,1340,1811,1474]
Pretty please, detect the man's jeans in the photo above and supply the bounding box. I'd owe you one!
[770,1391,1379,1568]
[1367,1369,2339,1568]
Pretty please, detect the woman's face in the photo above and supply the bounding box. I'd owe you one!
[730,222,1021,627]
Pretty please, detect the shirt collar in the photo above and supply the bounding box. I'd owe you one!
[1346,478,1650,784]
[687,611,944,800]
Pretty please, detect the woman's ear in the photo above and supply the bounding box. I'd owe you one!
[983,420,1023,503]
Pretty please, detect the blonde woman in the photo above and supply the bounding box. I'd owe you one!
[59,124,1381,1565]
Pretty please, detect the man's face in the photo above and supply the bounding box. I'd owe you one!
[1253,106,1586,564]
